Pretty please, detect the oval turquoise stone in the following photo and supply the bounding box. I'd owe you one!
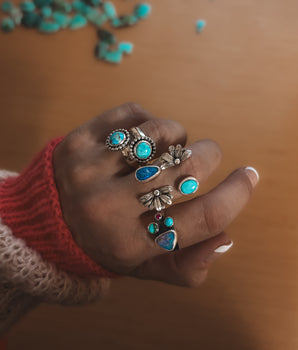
[148,223,158,234]
[135,141,152,159]
[135,166,159,182]
[164,217,174,228]
[110,131,125,145]
[180,178,198,195]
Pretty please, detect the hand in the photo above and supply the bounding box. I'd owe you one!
[53,103,258,287]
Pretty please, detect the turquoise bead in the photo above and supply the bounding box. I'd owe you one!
[69,14,87,30]
[196,19,206,33]
[38,20,60,33]
[103,1,116,19]
[156,231,176,251]
[119,42,133,55]
[110,131,125,145]
[11,8,22,25]
[135,141,152,159]
[97,28,116,44]
[41,6,52,17]
[21,12,42,27]
[164,217,174,228]
[104,50,122,64]
[52,0,72,13]
[52,11,70,28]
[72,0,86,13]
[135,166,159,182]
[134,3,151,19]
[1,17,15,32]
[180,178,198,195]
[34,0,53,8]
[20,1,36,12]
[95,41,109,59]
[148,223,158,234]
[1,1,13,13]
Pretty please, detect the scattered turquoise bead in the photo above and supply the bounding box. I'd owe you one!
[164,217,174,228]
[180,178,198,195]
[89,0,101,6]
[1,17,15,32]
[156,231,176,251]
[134,3,151,19]
[21,12,42,27]
[69,14,87,30]
[97,28,116,44]
[148,223,158,234]
[20,1,36,12]
[135,166,159,182]
[109,131,125,145]
[111,17,120,27]
[41,6,52,17]
[34,0,52,8]
[118,42,133,55]
[72,0,86,13]
[38,20,60,32]
[90,13,107,26]
[52,0,71,13]
[135,141,152,159]
[10,7,22,24]
[196,19,206,33]
[114,14,138,27]
[103,1,116,19]
[104,50,122,64]
[95,41,109,59]
[1,1,13,13]
[52,11,69,28]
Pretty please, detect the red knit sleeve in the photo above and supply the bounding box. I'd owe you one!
[0,137,120,278]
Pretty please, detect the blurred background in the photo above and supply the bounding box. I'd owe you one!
[0,0,297,349]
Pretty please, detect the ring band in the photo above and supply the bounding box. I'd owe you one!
[148,213,179,251]
[139,185,173,211]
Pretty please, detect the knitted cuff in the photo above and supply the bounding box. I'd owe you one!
[0,137,120,278]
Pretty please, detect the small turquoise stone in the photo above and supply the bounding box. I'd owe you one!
[103,1,116,19]
[196,19,206,33]
[97,28,116,44]
[136,166,159,182]
[52,0,71,13]
[1,17,15,32]
[11,8,22,25]
[20,1,36,12]
[52,11,70,28]
[134,3,151,19]
[1,1,13,13]
[180,178,198,195]
[95,41,109,59]
[21,12,42,27]
[164,217,174,228]
[110,131,125,145]
[135,141,152,159]
[156,231,176,251]
[104,50,122,64]
[119,42,133,55]
[148,223,158,234]
[69,14,87,30]
[41,6,52,17]
[34,0,52,8]
[72,0,86,13]
[91,13,107,26]
[38,20,60,33]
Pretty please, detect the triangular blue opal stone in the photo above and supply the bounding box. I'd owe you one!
[156,230,177,251]
[135,165,160,182]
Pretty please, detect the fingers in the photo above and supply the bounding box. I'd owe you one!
[131,232,233,287]
[128,139,222,212]
[169,167,259,248]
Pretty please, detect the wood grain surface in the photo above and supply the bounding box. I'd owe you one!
[1,0,297,349]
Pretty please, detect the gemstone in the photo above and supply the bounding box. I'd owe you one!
[104,50,122,64]
[148,223,159,234]
[38,20,60,33]
[34,0,53,8]
[72,0,86,13]
[1,1,13,13]
[52,11,70,28]
[109,131,125,145]
[164,217,174,228]
[21,12,42,27]
[196,19,206,33]
[41,6,52,17]
[97,28,116,44]
[69,14,87,30]
[135,141,152,159]
[20,1,36,12]
[179,178,199,195]
[135,166,159,182]
[156,231,176,251]
[1,17,15,32]
[155,213,162,220]
[52,0,72,13]
[103,1,116,19]
[95,41,109,59]
[134,3,151,19]
[119,42,134,55]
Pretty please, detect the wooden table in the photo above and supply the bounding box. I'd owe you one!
[1,0,297,349]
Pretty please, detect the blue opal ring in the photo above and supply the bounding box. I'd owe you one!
[148,213,179,251]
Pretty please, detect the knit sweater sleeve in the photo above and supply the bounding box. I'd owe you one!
[0,137,120,336]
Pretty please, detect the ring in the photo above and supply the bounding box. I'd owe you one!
[135,144,192,183]
[178,176,199,195]
[147,213,179,251]
[106,127,156,164]
[139,185,173,211]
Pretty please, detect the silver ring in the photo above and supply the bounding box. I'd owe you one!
[147,213,179,251]
[135,144,192,183]
[106,129,131,151]
[126,127,156,164]
[139,185,173,211]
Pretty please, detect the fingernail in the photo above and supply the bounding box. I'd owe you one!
[214,241,233,253]
[244,166,259,187]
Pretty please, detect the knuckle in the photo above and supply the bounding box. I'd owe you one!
[202,199,226,235]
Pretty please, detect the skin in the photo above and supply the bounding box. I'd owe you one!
[53,103,258,288]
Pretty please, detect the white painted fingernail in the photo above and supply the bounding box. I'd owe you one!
[245,166,260,187]
[214,241,233,253]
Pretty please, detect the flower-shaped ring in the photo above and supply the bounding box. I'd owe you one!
[139,185,173,211]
